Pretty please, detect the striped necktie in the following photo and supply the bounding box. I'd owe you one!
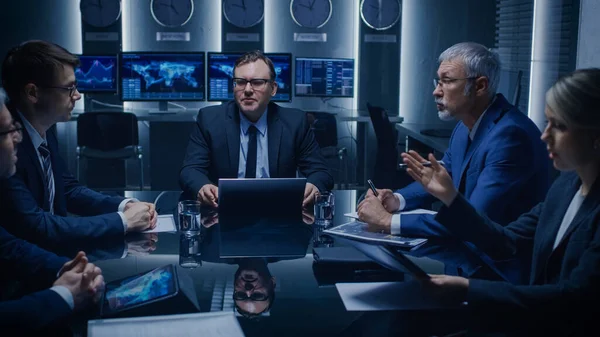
[38,142,55,214]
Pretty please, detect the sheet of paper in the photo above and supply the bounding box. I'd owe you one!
[335,281,466,311]
[88,312,245,337]
[143,214,176,233]
[344,208,437,219]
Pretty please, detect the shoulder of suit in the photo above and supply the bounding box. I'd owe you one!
[270,103,307,120]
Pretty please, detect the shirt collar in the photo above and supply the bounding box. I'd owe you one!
[17,111,46,150]
[239,107,268,136]
[469,96,497,141]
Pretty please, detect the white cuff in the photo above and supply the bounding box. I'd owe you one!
[118,198,139,212]
[118,211,128,233]
[391,214,401,235]
[394,193,406,211]
[50,285,74,310]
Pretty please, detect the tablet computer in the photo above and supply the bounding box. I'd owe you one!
[101,264,199,318]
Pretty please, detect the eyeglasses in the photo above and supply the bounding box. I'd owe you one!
[233,291,269,301]
[0,121,23,138]
[44,84,79,97]
[232,78,272,91]
[433,77,478,89]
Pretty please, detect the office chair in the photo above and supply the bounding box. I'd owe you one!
[366,102,412,190]
[306,111,348,187]
[76,112,143,190]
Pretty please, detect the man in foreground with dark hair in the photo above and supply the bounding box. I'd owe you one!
[0,89,104,332]
[180,50,333,208]
[0,40,157,249]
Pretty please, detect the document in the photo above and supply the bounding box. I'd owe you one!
[344,208,437,219]
[143,214,177,233]
[88,312,245,337]
[335,281,467,311]
[324,221,427,247]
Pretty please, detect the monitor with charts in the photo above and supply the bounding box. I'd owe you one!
[75,55,118,93]
[207,52,292,102]
[119,52,205,101]
[295,57,354,97]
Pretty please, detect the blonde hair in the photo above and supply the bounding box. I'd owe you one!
[545,68,600,131]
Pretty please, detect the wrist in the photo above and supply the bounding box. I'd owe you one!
[442,189,458,207]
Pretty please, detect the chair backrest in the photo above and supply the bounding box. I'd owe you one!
[306,111,338,148]
[497,69,523,106]
[77,112,139,151]
[366,102,396,147]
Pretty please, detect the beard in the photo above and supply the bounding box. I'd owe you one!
[437,109,454,121]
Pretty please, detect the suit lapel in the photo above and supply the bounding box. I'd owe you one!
[224,102,241,178]
[531,175,579,283]
[267,103,282,177]
[457,95,510,188]
[452,124,469,189]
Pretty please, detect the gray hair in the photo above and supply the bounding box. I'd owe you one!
[439,42,501,99]
[546,68,600,131]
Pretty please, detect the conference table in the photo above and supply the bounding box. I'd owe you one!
[43,190,525,336]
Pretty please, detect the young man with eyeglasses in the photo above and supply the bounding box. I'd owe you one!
[180,50,333,208]
[0,90,105,332]
[0,40,157,250]
[358,42,550,247]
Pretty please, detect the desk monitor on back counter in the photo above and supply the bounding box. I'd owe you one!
[75,55,118,93]
[207,52,292,102]
[119,52,205,112]
[295,57,354,97]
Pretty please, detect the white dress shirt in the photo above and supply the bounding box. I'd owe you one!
[237,108,270,178]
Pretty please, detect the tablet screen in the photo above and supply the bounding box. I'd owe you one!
[104,265,176,311]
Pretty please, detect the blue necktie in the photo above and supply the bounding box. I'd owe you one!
[38,143,55,214]
[245,125,258,178]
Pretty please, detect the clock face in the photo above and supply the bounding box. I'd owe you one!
[223,0,264,28]
[151,0,194,27]
[80,0,122,28]
[360,0,401,31]
[290,0,332,29]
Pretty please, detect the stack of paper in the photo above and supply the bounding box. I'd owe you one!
[88,312,245,337]
[343,208,437,219]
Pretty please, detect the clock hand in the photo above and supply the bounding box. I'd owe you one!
[241,0,246,10]
[309,0,316,10]
[369,4,379,10]
[170,2,179,15]
[231,4,244,9]
[297,3,310,9]
[98,0,103,10]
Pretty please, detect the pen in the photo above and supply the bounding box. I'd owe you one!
[366,179,379,197]
[398,160,445,170]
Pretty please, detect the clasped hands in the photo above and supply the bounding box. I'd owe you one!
[54,251,105,311]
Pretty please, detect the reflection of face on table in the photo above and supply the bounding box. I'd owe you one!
[233,258,276,317]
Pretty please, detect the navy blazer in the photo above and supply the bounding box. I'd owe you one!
[397,94,550,237]
[436,171,600,333]
[0,225,72,331]
[179,101,334,196]
[0,110,126,248]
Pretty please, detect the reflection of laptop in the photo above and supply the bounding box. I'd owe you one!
[333,237,431,279]
[218,178,306,221]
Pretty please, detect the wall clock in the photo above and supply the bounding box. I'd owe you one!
[290,0,332,29]
[151,0,194,27]
[360,0,401,31]
[223,0,264,28]
[80,0,122,28]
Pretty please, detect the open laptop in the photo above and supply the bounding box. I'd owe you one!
[218,178,306,221]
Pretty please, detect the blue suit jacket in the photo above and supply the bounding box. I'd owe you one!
[179,101,334,197]
[0,110,126,248]
[436,172,600,334]
[397,94,550,238]
[0,225,72,331]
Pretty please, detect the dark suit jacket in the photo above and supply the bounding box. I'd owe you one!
[436,171,600,333]
[0,225,72,331]
[179,101,333,197]
[397,94,550,237]
[0,110,126,247]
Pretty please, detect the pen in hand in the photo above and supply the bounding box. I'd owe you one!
[367,179,379,197]
[398,160,445,170]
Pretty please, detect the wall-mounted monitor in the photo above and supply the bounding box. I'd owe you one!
[207,52,292,102]
[75,55,118,93]
[295,57,354,97]
[119,52,205,101]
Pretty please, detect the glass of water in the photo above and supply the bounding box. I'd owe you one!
[178,200,201,236]
[314,192,335,226]
[179,233,202,269]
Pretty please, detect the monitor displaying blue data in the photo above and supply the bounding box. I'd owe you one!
[119,52,205,101]
[207,52,292,102]
[75,55,118,93]
[295,57,354,97]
